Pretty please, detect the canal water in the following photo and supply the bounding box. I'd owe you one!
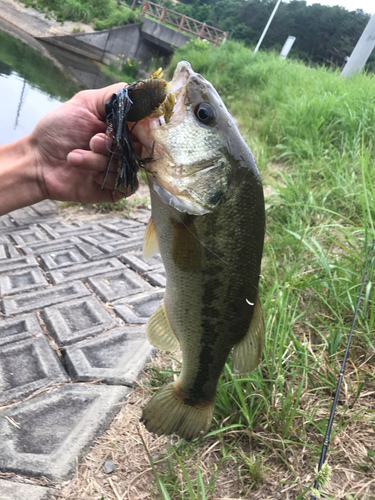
[0,26,114,145]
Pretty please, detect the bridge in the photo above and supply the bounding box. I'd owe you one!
[38,6,228,75]
[142,0,228,45]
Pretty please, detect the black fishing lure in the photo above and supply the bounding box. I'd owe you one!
[103,74,171,194]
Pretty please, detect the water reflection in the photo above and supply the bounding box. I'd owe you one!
[0,27,113,145]
[0,72,64,144]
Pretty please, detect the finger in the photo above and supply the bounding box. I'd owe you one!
[90,133,142,157]
[90,134,113,155]
[67,149,118,172]
[92,170,138,196]
[77,82,128,121]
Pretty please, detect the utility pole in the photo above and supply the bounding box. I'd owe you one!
[342,13,375,78]
[254,0,282,54]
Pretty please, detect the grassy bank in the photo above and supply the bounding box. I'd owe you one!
[139,40,375,499]
[20,0,141,29]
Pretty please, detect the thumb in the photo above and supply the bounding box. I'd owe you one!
[76,82,129,121]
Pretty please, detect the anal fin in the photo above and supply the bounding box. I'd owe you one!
[146,300,179,351]
[143,217,159,261]
[232,294,265,374]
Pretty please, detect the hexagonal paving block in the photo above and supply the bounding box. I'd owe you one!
[41,296,118,346]
[64,326,154,385]
[0,336,68,405]
[0,384,129,480]
[114,289,164,324]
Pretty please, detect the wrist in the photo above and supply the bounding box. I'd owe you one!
[0,135,45,216]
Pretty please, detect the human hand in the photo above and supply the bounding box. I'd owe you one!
[31,83,141,204]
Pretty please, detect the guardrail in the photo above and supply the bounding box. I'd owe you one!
[141,0,228,44]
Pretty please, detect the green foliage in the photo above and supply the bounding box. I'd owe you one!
[20,0,140,28]
[93,5,141,30]
[168,0,375,71]
[21,0,113,23]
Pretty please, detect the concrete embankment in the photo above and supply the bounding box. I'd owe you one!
[39,18,190,68]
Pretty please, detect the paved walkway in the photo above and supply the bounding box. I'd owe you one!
[0,201,165,499]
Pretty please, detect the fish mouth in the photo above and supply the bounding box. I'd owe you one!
[166,62,196,124]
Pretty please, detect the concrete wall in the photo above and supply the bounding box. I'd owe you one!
[141,18,190,52]
[38,18,190,70]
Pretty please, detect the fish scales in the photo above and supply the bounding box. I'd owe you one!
[135,61,265,440]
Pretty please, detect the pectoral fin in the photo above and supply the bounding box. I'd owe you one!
[146,300,179,351]
[232,294,264,374]
[143,217,159,261]
[172,218,201,273]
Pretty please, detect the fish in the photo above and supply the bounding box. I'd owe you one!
[135,61,266,441]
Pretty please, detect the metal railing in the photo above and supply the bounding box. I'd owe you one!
[141,0,228,44]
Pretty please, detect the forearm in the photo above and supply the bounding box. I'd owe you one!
[0,136,44,216]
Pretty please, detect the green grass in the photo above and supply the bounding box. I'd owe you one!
[93,5,142,31]
[139,40,375,499]
[20,0,140,27]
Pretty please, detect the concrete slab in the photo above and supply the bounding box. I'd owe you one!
[2,281,91,316]
[0,314,42,347]
[0,479,53,500]
[20,236,81,255]
[120,250,164,275]
[0,336,68,404]
[87,268,152,303]
[0,215,17,230]
[144,270,166,287]
[0,255,38,274]
[97,237,143,255]
[9,228,49,246]
[99,218,144,234]
[48,224,102,238]
[0,384,129,480]
[0,268,48,296]
[38,247,88,270]
[79,231,123,246]
[0,244,19,260]
[48,258,124,284]
[64,326,154,385]
[114,289,164,324]
[41,296,118,346]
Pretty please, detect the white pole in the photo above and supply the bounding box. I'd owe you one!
[254,0,282,54]
[342,13,375,78]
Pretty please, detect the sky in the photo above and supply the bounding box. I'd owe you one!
[305,0,375,14]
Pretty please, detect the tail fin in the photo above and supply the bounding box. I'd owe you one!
[141,383,215,440]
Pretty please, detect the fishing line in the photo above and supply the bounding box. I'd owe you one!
[174,212,231,269]
[311,239,374,500]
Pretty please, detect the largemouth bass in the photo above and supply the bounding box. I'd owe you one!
[136,61,265,440]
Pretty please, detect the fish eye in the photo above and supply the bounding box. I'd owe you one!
[194,103,215,125]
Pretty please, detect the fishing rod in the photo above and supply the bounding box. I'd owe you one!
[311,240,374,500]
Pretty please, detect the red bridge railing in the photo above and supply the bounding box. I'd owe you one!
[142,0,228,45]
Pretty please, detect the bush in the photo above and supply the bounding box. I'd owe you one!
[94,6,141,30]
